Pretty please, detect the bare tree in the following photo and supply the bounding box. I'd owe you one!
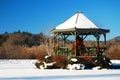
[40,25,55,56]
[41,34,53,56]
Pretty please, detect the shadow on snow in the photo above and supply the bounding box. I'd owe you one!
[1,73,120,80]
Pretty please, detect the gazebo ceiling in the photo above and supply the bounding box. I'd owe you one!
[51,28,109,35]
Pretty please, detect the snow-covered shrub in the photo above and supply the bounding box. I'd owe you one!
[35,55,68,69]
[42,55,57,69]
[35,55,54,69]
[52,54,68,69]
[94,55,112,69]
[35,61,44,69]
[66,57,85,70]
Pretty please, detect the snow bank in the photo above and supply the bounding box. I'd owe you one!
[111,60,120,64]
[0,60,120,80]
[0,69,120,80]
[0,59,37,69]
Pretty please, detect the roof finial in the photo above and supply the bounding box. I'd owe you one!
[77,11,83,13]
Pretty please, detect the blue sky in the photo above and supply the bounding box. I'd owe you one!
[0,0,120,39]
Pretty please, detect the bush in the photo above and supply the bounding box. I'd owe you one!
[94,55,111,69]
[52,54,68,69]
[36,53,46,61]
[35,55,68,69]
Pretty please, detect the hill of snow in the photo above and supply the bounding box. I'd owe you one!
[0,59,120,80]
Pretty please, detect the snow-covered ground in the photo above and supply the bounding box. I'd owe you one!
[0,60,120,80]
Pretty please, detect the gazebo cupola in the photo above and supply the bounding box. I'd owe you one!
[51,11,109,57]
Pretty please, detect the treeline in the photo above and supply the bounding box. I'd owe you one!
[0,31,120,59]
[106,36,120,60]
[0,31,42,47]
[0,31,47,59]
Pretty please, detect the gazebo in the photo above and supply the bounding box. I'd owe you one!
[50,11,109,57]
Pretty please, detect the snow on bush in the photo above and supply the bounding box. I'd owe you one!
[66,58,85,70]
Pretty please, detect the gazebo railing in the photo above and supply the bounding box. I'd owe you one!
[54,46,106,56]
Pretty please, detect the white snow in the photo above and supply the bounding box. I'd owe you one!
[44,55,50,59]
[71,58,78,62]
[111,60,120,64]
[0,59,120,80]
[56,12,98,30]
[67,64,85,70]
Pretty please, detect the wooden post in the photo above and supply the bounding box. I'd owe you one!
[103,34,106,46]
[94,34,100,56]
[57,33,59,54]
[53,34,56,55]
[63,35,65,47]
[75,31,77,56]
[97,35,100,56]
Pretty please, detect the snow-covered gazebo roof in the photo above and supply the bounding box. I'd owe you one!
[56,11,98,29]
[51,11,109,34]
